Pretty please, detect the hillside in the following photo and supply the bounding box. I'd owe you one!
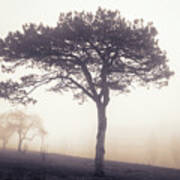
[0,149,180,179]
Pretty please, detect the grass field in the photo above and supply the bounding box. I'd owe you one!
[0,149,180,180]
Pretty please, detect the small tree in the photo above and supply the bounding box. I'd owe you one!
[39,128,48,153]
[38,128,48,161]
[6,110,45,152]
[0,8,173,175]
[0,113,16,149]
[146,133,158,166]
[170,134,180,168]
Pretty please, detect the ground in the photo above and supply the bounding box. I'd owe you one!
[0,149,180,180]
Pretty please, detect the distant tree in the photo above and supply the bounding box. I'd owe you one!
[0,113,16,149]
[146,133,158,166]
[38,127,48,154]
[0,8,173,175]
[170,134,180,168]
[5,110,46,152]
[38,128,48,162]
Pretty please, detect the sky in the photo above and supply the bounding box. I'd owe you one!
[0,0,180,169]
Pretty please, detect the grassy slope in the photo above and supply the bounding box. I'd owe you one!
[0,149,180,180]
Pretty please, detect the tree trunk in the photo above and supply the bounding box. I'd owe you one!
[94,103,107,176]
[18,139,23,152]
[2,139,7,150]
[40,136,44,153]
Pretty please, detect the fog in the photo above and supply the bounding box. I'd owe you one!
[0,0,180,170]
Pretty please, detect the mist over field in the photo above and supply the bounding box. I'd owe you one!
[0,0,180,179]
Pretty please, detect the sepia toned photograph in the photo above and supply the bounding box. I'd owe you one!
[0,0,180,179]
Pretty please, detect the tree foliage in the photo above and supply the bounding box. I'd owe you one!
[0,110,46,152]
[0,8,173,104]
[0,113,16,149]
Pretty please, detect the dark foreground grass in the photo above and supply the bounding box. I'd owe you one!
[0,149,180,180]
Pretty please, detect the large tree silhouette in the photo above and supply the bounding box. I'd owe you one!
[0,8,173,176]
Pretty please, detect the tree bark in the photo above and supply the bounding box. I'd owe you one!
[94,103,107,176]
[18,138,23,152]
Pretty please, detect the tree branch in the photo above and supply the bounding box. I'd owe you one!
[87,40,105,61]
[67,77,95,101]
[81,64,99,101]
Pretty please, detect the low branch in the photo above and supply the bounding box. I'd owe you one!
[18,71,96,102]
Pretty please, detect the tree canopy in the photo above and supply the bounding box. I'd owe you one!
[0,113,16,149]
[0,110,47,152]
[0,8,173,105]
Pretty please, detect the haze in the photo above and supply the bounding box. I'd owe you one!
[0,0,180,169]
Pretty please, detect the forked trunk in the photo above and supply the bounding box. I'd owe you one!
[94,103,107,176]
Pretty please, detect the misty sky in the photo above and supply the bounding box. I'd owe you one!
[0,0,180,169]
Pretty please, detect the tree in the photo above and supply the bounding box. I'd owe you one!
[5,110,45,152]
[38,127,48,161]
[0,113,16,149]
[170,134,180,168]
[0,8,173,176]
[146,133,158,166]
